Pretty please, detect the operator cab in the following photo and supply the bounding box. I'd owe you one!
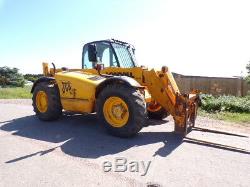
[82,39,137,69]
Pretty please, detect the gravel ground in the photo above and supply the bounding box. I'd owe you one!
[0,99,32,105]
[0,99,249,187]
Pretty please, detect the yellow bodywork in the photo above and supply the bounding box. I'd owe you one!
[84,67,144,85]
[55,71,105,113]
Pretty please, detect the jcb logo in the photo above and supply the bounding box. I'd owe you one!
[107,72,134,78]
[61,81,72,93]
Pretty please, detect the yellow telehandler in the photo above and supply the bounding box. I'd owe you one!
[31,39,200,137]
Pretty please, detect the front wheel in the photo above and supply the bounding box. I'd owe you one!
[96,84,147,138]
[32,82,62,121]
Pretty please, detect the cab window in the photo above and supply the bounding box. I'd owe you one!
[82,42,118,69]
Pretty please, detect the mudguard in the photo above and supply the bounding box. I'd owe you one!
[30,77,55,93]
[95,76,143,97]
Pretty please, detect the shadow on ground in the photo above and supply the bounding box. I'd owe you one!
[0,114,183,160]
[1,114,249,163]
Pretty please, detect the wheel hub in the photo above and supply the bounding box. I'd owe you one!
[147,101,162,112]
[103,97,129,128]
[36,91,48,113]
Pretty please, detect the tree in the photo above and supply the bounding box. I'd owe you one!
[246,62,250,83]
[0,66,25,87]
[247,62,250,74]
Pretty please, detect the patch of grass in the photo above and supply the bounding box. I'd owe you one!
[201,94,250,113]
[199,109,250,124]
[199,94,250,124]
[0,86,32,99]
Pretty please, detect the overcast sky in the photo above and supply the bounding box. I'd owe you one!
[0,0,249,77]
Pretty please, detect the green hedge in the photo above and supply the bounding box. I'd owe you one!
[201,94,250,113]
[24,74,43,82]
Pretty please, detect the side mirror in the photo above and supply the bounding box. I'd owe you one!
[88,44,97,62]
[96,63,104,71]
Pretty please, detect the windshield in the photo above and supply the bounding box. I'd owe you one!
[111,43,137,68]
[82,40,138,69]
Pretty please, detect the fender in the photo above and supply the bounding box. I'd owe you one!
[30,77,55,93]
[96,76,144,97]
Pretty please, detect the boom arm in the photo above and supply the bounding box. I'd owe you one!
[143,67,199,135]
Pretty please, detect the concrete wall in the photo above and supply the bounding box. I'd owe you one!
[173,74,250,96]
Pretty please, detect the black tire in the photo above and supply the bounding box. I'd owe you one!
[32,82,62,121]
[147,107,169,120]
[96,84,147,138]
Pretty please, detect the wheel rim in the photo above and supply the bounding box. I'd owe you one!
[36,91,48,113]
[103,96,129,128]
[147,101,162,112]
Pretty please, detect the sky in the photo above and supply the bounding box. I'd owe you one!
[0,0,250,77]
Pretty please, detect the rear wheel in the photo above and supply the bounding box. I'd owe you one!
[97,84,146,138]
[147,101,169,120]
[32,82,62,121]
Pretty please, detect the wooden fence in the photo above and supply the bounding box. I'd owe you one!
[173,73,250,96]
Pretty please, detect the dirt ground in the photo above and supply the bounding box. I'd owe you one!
[0,99,249,187]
